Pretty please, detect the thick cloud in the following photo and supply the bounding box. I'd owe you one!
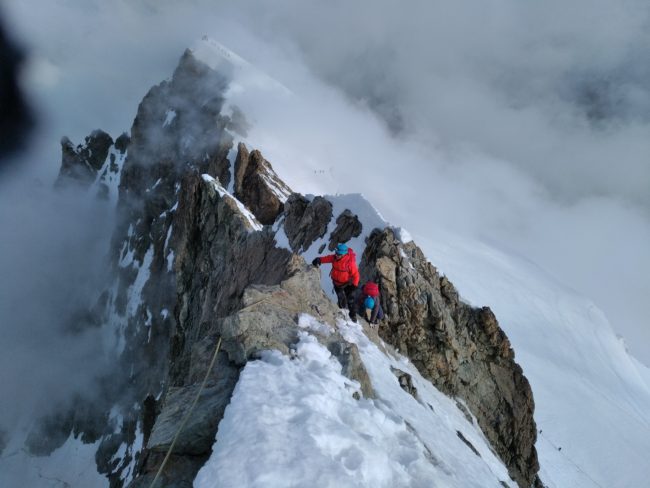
[0,164,114,428]
[2,0,648,370]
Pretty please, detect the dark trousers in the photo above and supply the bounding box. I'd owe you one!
[334,284,358,318]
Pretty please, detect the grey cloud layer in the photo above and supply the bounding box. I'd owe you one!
[3,0,649,365]
[0,169,115,427]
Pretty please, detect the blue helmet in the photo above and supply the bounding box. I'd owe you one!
[364,296,375,310]
[335,243,348,255]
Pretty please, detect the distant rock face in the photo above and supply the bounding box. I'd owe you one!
[360,228,540,488]
[63,130,113,176]
[32,48,237,485]
[54,130,130,205]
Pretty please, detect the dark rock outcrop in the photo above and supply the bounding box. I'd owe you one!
[328,209,362,250]
[360,228,540,487]
[147,374,238,456]
[25,410,74,456]
[55,129,130,203]
[282,194,333,252]
[56,130,114,187]
[233,142,291,225]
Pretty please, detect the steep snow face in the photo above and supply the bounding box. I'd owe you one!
[419,233,650,488]
[196,324,515,488]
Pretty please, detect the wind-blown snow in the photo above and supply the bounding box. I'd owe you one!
[195,327,514,488]
[190,37,291,97]
[396,227,413,244]
[225,135,239,194]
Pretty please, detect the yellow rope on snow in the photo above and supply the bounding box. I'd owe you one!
[148,336,222,488]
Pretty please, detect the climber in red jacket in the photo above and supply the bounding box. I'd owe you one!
[312,243,360,322]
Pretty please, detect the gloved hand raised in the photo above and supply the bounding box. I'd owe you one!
[311,257,321,267]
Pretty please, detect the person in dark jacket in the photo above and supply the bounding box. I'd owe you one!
[312,243,360,322]
[358,282,384,325]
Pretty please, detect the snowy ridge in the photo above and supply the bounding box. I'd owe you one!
[196,321,515,488]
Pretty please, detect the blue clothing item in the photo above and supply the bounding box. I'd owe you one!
[358,293,384,324]
[364,297,375,310]
[335,243,348,255]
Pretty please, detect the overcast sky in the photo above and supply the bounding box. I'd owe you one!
[2,0,649,369]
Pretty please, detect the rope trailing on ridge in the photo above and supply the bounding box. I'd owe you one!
[148,336,222,488]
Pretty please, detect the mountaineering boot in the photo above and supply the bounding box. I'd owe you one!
[349,312,357,323]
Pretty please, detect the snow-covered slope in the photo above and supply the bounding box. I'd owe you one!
[420,233,650,488]
[195,322,516,488]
